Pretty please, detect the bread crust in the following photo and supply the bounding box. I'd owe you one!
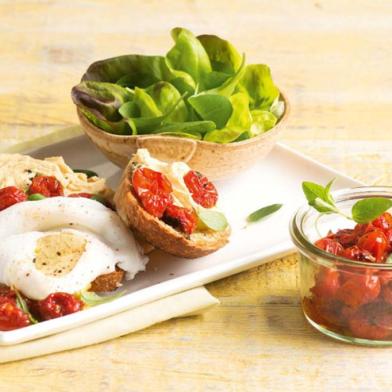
[89,269,125,292]
[114,160,230,258]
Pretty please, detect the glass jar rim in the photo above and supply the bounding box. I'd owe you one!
[290,185,392,269]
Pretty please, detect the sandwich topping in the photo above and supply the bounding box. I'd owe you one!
[131,149,226,235]
[0,155,148,331]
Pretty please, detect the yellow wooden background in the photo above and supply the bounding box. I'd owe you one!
[1,1,392,390]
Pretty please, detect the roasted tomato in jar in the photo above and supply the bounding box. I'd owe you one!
[28,175,64,197]
[0,186,27,211]
[357,229,388,262]
[305,207,392,341]
[132,167,173,218]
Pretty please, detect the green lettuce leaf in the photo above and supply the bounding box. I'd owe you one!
[166,27,212,89]
[80,108,132,135]
[188,94,232,129]
[71,81,133,121]
[146,81,188,122]
[197,34,242,74]
[236,64,279,109]
[249,110,277,137]
[204,92,251,143]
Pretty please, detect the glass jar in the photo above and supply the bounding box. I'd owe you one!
[290,186,392,346]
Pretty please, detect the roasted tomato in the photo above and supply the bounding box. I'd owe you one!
[335,273,380,308]
[314,238,343,256]
[28,175,64,197]
[132,167,173,218]
[341,246,375,262]
[37,292,83,320]
[357,229,388,262]
[353,223,375,238]
[348,309,390,340]
[183,170,218,208]
[68,192,93,198]
[372,212,392,232]
[0,301,30,331]
[329,229,357,247]
[311,267,340,298]
[0,186,27,211]
[163,204,197,235]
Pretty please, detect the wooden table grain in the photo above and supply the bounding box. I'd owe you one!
[1,1,392,390]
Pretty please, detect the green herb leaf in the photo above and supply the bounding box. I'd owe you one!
[197,209,228,232]
[302,181,338,214]
[246,203,282,224]
[79,290,125,307]
[28,193,46,201]
[15,290,38,324]
[351,198,392,224]
[73,169,99,178]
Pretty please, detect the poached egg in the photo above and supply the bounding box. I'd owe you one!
[0,197,147,300]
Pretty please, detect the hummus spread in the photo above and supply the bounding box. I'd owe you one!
[0,153,113,199]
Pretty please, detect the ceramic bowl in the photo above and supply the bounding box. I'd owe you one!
[76,93,289,180]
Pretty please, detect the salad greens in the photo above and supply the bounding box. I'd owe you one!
[72,28,284,143]
[302,180,392,224]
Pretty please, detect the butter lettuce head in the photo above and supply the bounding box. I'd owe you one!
[72,27,283,143]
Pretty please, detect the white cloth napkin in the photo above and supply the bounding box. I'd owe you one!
[0,287,219,363]
[0,129,219,363]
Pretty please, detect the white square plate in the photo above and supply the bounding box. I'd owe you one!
[0,136,361,345]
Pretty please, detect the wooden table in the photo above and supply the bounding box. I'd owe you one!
[1,1,392,390]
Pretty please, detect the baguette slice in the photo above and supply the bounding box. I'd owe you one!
[114,159,230,258]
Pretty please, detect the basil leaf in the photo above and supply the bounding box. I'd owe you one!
[15,290,38,324]
[247,203,282,223]
[80,290,125,307]
[351,198,392,224]
[28,193,46,201]
[73,169,99,178]
[302,181,337,214]
[197,209,228,232]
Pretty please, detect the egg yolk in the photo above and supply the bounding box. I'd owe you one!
[34,233,87,277]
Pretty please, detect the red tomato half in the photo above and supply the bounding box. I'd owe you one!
[357,229,388,262]
[28,175,64,197]
[335,274,380,308]
[132,167,173,218]
[0,186,27,211]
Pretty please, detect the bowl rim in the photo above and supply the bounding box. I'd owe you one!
[290,185,392,269]
[76,91,290,147]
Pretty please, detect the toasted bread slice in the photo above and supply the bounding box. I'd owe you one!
[89,268,125,292]
[114,160,230,258]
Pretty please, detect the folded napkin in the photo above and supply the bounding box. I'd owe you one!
[0,128,219,363]
[0,287,219,363]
